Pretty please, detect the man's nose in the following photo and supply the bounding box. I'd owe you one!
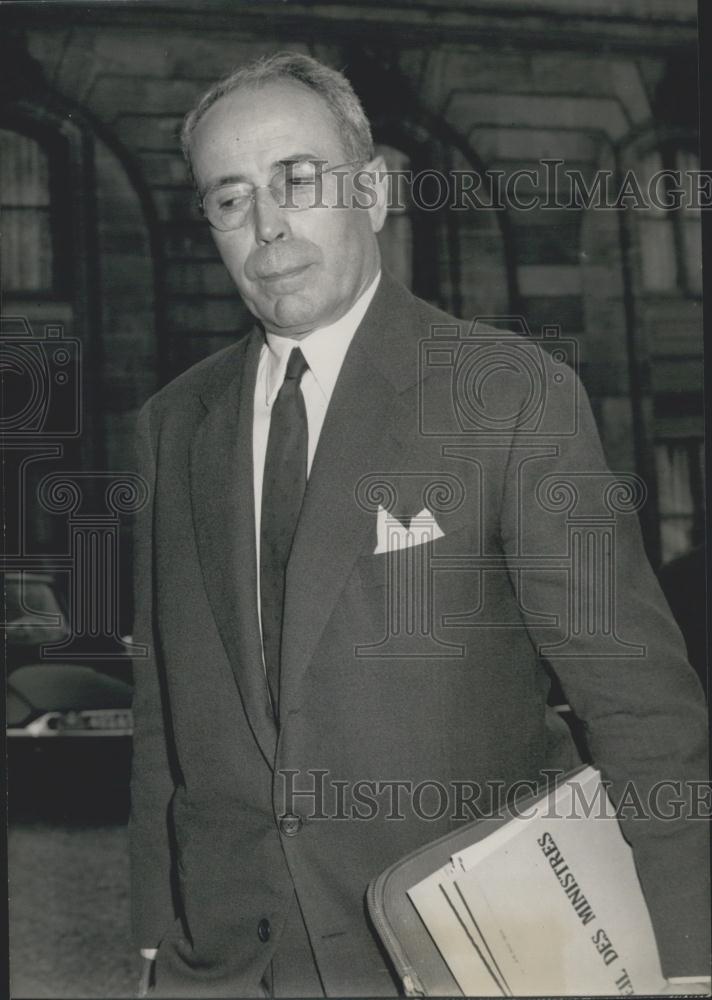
[253,186,289,245]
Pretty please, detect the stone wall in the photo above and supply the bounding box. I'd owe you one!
[1,0,702,560]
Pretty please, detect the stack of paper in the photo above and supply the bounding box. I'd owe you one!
[407,767,666,996]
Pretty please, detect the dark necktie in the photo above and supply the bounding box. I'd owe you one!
[260,347,309,719]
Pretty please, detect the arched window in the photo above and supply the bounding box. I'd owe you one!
[639,147,701,297]
[655,438,704,561]
[0,128,70,297]
[636,142,704,561]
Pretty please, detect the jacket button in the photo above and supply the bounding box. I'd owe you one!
[279,813,303,837]
[257,918,270,943]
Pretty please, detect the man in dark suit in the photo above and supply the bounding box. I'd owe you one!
[129,52,709,997]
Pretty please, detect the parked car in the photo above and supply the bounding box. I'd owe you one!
[5,571,133,814]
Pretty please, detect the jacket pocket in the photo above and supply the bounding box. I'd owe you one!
[358,522,473,590]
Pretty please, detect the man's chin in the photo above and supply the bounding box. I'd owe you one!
[262,293,324,337]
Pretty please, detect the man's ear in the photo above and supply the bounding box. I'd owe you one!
[363,154,389,234]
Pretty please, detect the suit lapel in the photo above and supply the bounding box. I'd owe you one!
[190,329,278,767]
[279,274,423,713]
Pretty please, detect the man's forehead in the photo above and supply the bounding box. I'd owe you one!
[193,79,345,157]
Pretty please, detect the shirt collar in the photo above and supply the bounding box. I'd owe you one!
[263,271,381,405]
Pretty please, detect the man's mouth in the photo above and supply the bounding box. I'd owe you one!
[258,263,313,290]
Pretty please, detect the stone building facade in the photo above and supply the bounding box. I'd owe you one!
[1,0,703,567]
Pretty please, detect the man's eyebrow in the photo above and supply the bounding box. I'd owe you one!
[277,152,325,165]
[203,174,247,195]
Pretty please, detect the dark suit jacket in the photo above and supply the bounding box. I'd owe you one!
[130,272,709,997]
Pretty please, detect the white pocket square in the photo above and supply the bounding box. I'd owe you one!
[374,504,445,555]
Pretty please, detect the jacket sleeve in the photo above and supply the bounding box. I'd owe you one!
[499,361,709,977]
[128,401,179,949]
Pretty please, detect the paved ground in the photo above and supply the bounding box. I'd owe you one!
[9,820,139,999]
[8,748,140,999]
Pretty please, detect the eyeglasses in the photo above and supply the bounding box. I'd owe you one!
[200,158,366,232]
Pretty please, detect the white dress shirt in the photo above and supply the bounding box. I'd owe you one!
[139,282,381,958]
[253,271,381,604]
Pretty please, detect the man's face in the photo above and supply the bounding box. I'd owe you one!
[188,80,386,336]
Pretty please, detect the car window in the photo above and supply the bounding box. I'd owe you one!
[4,578,69,644]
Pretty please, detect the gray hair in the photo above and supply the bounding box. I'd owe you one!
[180,51,374,178]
